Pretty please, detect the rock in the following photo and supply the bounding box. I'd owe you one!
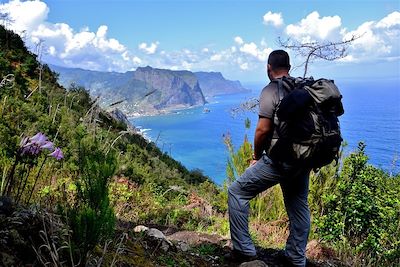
[146,228,173,252]
[133,225,149,233]
[147,228,166,239]
[195,71,250,97]
[109,108,135,132]
[176,241,190,252]
[167,230,223,246]
[239,260,268,267]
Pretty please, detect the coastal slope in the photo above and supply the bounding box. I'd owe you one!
[50,65,248,116]
[195,71,249,97]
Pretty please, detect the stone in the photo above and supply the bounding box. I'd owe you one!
[177,241,190,252]
[133,225,149,233]
[147,228,165,239]
[239,260,268,267]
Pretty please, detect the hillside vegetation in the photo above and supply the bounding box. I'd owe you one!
[0,25,399,267]
[0,25,218,265]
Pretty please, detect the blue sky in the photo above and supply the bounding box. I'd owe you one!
[0,0,399,81]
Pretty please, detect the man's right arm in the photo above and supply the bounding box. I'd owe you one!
[251,84,277,165]
[253,116,273,161]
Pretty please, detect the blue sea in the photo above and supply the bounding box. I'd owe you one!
[131,78,400,185]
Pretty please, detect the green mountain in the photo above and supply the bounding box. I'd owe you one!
[50,65,207,116]
[50,65,249,116]
[195,71,250,96]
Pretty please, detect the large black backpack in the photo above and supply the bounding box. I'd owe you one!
[267,77,344,169]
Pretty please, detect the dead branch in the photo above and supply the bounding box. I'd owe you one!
[278,34,361,77]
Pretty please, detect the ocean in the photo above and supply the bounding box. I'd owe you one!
[130,79,400,185]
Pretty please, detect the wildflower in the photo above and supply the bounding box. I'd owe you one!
[49,147,63,160]
[40,141,54,151]
[29,132,48,147]
[21,143,41,156]
[20,133,50,156]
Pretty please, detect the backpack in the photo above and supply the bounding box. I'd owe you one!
[267,77,344,169]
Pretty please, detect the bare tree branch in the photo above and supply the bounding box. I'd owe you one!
[278,35,361,77]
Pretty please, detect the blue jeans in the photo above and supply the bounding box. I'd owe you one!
[228,155,311,267]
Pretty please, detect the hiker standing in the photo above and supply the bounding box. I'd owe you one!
[226,50,311,266]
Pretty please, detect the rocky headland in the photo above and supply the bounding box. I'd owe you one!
[50,65,249,117]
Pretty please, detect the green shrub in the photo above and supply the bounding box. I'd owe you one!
[67,136,117,260]
[316,143,400,263]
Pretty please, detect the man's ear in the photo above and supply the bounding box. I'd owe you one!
[267,64,272,71]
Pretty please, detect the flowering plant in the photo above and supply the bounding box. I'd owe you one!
[2,132,64,203]
[20,132,63,160]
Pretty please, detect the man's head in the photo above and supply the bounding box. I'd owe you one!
[267,50,291,81]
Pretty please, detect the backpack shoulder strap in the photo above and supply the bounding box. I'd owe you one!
[273,76,294,102]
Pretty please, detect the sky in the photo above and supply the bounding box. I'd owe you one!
[0,0,399,82]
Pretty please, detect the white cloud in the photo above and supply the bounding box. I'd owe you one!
[0,0,130,72]
[210,54,222,61]
[239,42,258,57]
[132,56,142,65]
[0,0,48,33]
[286,11,342,42]
[239,63,249,70]
[281,11,399,65]
[122,51,130,61]
[263,11,283,27]
[234,36,244,45]
[138,42,159,54]
[238,40,272,62]
[343,11,400,61]
[48,46,56,56]
[376,11,400,28]
[1,0,397,79]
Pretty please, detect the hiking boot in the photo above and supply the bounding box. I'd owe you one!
[223,249,258,263]
[272,250,297,266]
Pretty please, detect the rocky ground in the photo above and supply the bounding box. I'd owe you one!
[128,224,348,267]
[0,197,348,266]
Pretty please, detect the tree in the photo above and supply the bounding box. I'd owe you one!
[278,35,360,77]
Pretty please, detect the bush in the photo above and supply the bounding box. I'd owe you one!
[316,143,400,263]
[66,136,117,260]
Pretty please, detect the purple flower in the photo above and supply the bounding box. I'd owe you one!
[49,147,63,160]
[20,133,51,156]
[29,132,48,147]
[40,141,54,151]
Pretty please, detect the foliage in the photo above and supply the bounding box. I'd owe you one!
[1,132,63,204]
[223,125,286,223]
[224,133,252,184]
[315,143,400,264]
[66,136,117,260]
[224,118,399,265]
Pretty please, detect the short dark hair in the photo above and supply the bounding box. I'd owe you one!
[268,50,290,70]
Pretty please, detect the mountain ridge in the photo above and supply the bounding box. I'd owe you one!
[50,64,249,116]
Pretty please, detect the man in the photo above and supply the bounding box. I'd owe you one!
[227,50,311,266]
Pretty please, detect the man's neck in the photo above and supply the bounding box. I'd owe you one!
[271,70,289,80]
